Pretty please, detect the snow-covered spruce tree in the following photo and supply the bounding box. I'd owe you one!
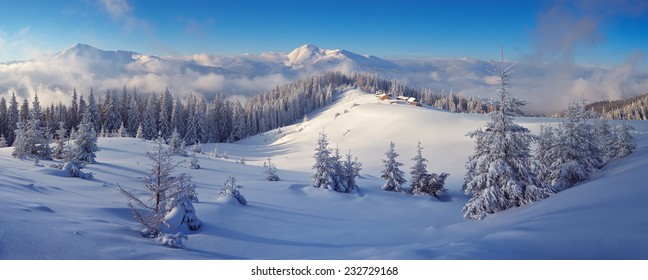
[409,141,428,193]
[12,112,50,159]
[52,122,68,160]
[167,128,187,156]
[263,158,280,181]
[117,122,127,137]
[11,122,27,158]
[118,135,201,239]
[408,173,446,198]
[71,108,98,164]
[191,142,203,153]
[331,147,344,191]
[545,100,603,191]
[341,150,362,193]
[0,134,7,148]
[533,124,557,184]
[462,47,552,220]
[311,131,337,190]
[381,141,406,192]
[218,176,247,205]
[612,120,636,160]
[593,119,615,163]
[189,152,200,169]
[135,123,144,139]
[209,147,219,158]
[409,141,448,198]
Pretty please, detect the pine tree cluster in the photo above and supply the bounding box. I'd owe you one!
[534,101,636,192]
[311,131,362,193]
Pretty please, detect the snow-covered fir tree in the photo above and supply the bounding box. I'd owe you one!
[311,131,337,190]
[229,99,247,142]
[191,142,202,153]
[533,124,557,184]
[209,147,219,158]
[545,100,603,191]
[118,135,200,239]
[126,91,142,137]
[5,93,19,145]
[71,108,99,164]
[612,120,636,160]
[462,47,552,220]
[381,141,406,192]
[12,108,50,159]
[135,123,144,139]
[189,152,200,169]
[0,134,7,148]
[167,128,186,156]
[116,122,127,137]
[52,122,68,160]
[218,176,247,205]
[158,88,173,140]
[142,94,159,140]
[593,119,615,163]
[410,173,449,198]
[409,141,428,193]
[340,150,362,193]
[409,141,448,198]
[263,158,280,181]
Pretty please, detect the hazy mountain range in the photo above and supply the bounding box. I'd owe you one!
[1,43,646,113]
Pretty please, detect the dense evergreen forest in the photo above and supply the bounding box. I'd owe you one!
[586,92,648,120]
[0,72,497,146]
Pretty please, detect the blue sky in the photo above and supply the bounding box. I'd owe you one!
[1,0,647,67]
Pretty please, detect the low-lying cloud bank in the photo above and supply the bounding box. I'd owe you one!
[1,43,646,114]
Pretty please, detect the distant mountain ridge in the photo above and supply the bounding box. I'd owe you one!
[1,43,646,114]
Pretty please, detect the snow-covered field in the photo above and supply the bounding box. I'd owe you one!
[1,89,647,259]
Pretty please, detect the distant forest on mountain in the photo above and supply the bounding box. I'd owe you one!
[586,92,648,120]
[0,72,498,146]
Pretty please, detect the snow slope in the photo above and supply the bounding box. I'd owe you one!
[1,89,647,259]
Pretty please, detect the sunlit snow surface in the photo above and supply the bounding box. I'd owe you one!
[1,89,647,259]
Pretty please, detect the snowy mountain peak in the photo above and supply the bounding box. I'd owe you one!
[53,43,143,64]
[287,44,329,65]
[285,44,399,71]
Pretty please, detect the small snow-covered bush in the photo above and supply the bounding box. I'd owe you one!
[191,142,203,153]
[209,148,219,158]
[410,173,449,198]
[263,159,280,181]
[218,176,247,205]
[157,232,187,249]
[164,199,202,231]
[189,152,200,169]
[62,161,94,180]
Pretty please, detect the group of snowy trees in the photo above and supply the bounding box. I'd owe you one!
[8,92,98,177]
[380,141,448,198]
[311,131,362,193]
[534,101,636,192]
[586,91,648,120]
[310,132,448,199]
[462,48,637,220]
[408,141,449,198]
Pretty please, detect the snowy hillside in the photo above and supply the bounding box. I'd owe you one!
[1,88,648,259]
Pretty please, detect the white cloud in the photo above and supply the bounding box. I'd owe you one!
[99,0,131,20]
[98,0,147,32]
